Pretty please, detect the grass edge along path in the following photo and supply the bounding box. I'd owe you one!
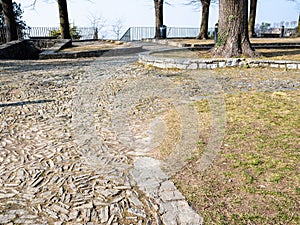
[173,90,299,225]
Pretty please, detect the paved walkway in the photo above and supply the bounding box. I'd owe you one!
[0,46,203,225]
[1,43,299,225]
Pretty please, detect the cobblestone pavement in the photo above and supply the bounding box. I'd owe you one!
[1,46,299,225]
[0,54,204,224]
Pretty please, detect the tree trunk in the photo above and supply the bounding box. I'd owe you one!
[197,0,210,39]
[154,0,164,38]
[2,0,18,42]
[298,14,300,34]
[213,0,257,58]
[248,0,257,37]
[58,0,71,39]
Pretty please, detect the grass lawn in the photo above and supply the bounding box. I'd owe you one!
[173,90,299,224]
[151,48,300,61]
[170,37,300,45]
[153,37,300,61]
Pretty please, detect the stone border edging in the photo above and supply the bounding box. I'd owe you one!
[139,48,300,70]
[39,45,144,59]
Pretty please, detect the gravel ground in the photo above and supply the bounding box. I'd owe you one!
[0,52,299,224]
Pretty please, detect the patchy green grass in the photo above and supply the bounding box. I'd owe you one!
[173,91,300,224]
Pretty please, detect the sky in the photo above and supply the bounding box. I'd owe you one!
[15,0,299,33]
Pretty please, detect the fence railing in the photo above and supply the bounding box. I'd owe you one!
[1,26,297,44]
[26,27,97,40]
[0,26,98,43]
[120,27,215,41]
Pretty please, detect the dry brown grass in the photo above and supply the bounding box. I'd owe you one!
[60,41,130,53]
[172,90,300,224]
[151,48,300,61]
[171,37,300,45]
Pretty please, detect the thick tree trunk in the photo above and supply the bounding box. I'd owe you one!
[58,0,71,39]
[298,14,300,34]
[248,0,257,37]
[2,0,18,42]
[197,0,210,39]
[154,0,163,38]
[213,0,257,58]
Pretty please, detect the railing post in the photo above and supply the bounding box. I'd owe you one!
[214,23,218,44]
[280,26,285,38]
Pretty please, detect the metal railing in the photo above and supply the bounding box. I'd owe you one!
[0,26,98,43]
[120,27,215,41]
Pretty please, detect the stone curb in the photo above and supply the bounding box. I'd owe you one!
[39,46,145,59]
[139,48,300,70]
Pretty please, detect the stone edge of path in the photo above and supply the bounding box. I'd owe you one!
[139,48,300,70]
[39,44,145,59]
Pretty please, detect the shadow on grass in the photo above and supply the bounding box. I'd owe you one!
[259,49,300,59]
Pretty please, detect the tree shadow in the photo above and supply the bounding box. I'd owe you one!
[0,59,95,73]
[259,49,300,59]
[0,99,54,108]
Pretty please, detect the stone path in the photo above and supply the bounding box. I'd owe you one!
[1,43,299,225]
[0,52,203,224]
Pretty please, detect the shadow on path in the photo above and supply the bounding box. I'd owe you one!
[0,99,54,108]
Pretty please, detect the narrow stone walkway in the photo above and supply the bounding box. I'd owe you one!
[0,50,203,224]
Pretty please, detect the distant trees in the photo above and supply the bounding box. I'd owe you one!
[1,0,18,42]
[154,0,164,38]
[213,0,256,57]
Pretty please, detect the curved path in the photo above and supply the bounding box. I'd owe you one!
[0,44,203,225]
[1,42,298,225]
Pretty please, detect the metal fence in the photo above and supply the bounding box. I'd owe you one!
[2,26,296,44]
[0,26,97,43]
[120,27,215,41]
[26,27,96,40]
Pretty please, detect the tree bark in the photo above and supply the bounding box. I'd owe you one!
[213,0,257,58]
[248,0,257,37]
[2,0,18,42]
[298,14,300,34]
[58,0,71,39]
[197,0,211,39]
[154,0,164,38]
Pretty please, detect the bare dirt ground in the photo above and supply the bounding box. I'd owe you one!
[60,40,131,53]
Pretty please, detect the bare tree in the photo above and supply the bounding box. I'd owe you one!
[213,0,257,57]
[298,14,300,33]
[2,0,18,42]
[88,13,106,39]
[154,0,164,38]
[57,0,71,39]
[31,0,71,39]
[187,0,212,39]
[248,0,258,37]
[112,18,123,40]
